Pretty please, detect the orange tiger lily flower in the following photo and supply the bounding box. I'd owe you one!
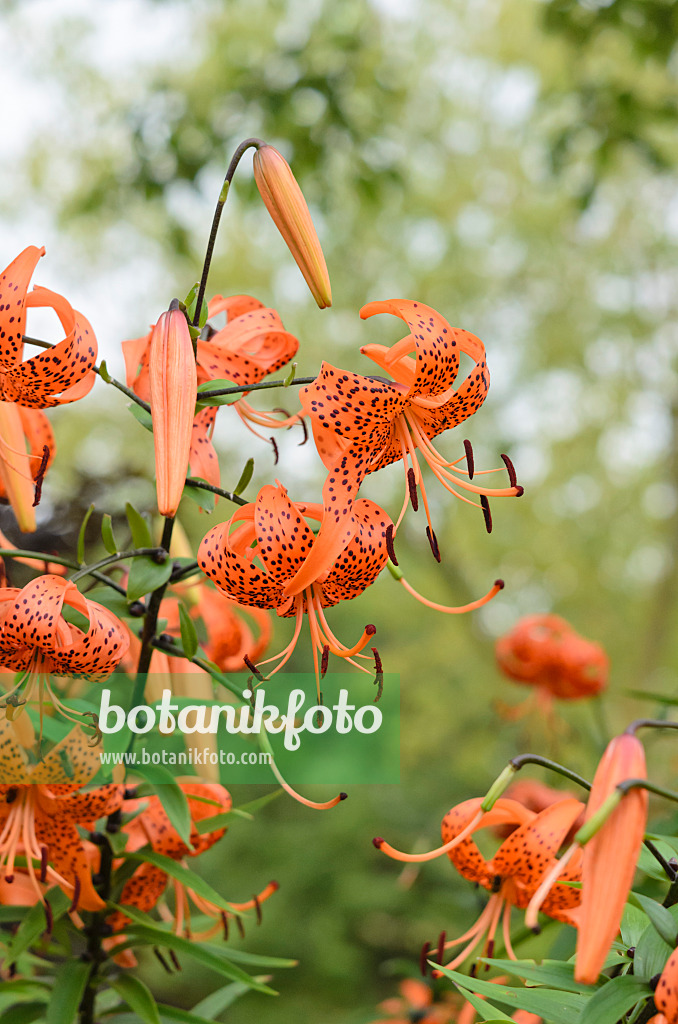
[575,733,648,984]
[122,294,301,490]
[198,481,391,695]
[494,779,583,844]
[0,246,97,407]
[0,720,124,913]
[292,300,522,592]
[373,979,457,1024]
[0,403,54,533]
[496,614,608,710]
[148,304,197,518]
[0,574,129,727]
[189,580,272,672]
[655,949,678,1024]
[108,783,278,942]
[253,144,332,309]
[374,796,584,974]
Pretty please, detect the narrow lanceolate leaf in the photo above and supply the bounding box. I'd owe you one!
[579,975,651,1024]
[2,889,71,964]
[436,966,587,1024]
[45,962,91,1024]
[234,457,254,496]
[109,975,161,1024]
[128,401,154,432]
[178,602,199,660]
[631,893,678,947]
[76,502,95,563]
[101,513,118,555]
[183,479,216,513]
[149,305,198,518]
[136,764,193,849]
[195,378,241,408]
[126,554,173,602]
[125,502,153,548]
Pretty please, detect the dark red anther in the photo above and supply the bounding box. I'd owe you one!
[436,930,446,965]
[243,655,263,681]
[221,912,229,941]
[485,939,495,965]
[470,962,478,978]
[420,941,431,977]
[515,485,524,497]
[236,915,246,939]
[494,579,505,590]
[339,792,348,800]
[500,453,517,488]
[153,947,173,973]
[372,647,384,702]
[365,624,376,636]
[44,899,53,936]
[385,523,398,565]
[372,648,383,674]
[254,894,262,925]
[272,406,292,419]
[372,837,384,849]
[69,875,81,913]
[407,467,419,512]
[297,416,309,446]
[169,950,181,970]
[32,445,50,507]
[426,525,441,563]
[321,644,330,679]
[40,846,48,883]
[463,439,474,480]
[270,436,279,465]
[480,495,492,534]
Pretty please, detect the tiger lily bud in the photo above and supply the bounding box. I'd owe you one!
[574,733,648,984]
[655,949,678,1024]
[253,144,332,309]
[148,303,197,518]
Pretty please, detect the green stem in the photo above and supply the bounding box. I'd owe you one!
[617,778,678,803]
[626,718,678,735]
[185,476,248,507]
[0,548,77,570]
[193,138,264,328]
[69,547,167,584]
[78,812,120,1024]
[196,375,315,401]
[508,753,592,791]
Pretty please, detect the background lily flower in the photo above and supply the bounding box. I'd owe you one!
[0,246,97,408]
[108,782,277,941]
[198,482,391,692]
[375,796,583,973]
[0,403,54,533]
[0,720,124,912]
[294,299,522,590]
[575,732,648,984]
[0,574,129,727]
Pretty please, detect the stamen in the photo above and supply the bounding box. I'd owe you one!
[243,655,264,681]
[407,467,419,512]
[315,692,324,729]
[500,453,517,488]
[270,437,279,465]
[169,950,181,971]
[420,941,431,977]
[44,899,53,935]
[32,446,50,508]
[372,648,384,702]
[221,912,229,940]
[153,947,173,973]
[269,749,347,810]
[480,495,492,533]
[40,845,48,883]
[254,894,262,925]
[320,645,330,679]
[398,577,504,615]
[385,524,398,565]
[372,808,484,862]
[426,526,441,563]
[297,417,308,446]
[464,439,474,480]
[436,930,446,964]
[235,915,245,939]
[69,875,81,913]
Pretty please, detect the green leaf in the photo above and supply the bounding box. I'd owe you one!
[451,985,512,1022]
[101,514,118,555]
[195,379,241,407]
[122,850,238,912]
[579,975,651,1024]
[621,902,651,947]
[76,502,95,563]
[234,458,254,495]
[436,966,587,1024]
[109,975,161,1024]
[125,503,153,547]
[127,555,172,602]
[0,1003,47,1024]
[191,981,262,1017]
[128,401,154,432]
[110,924,278,993]
[195,789,283,835]
[3,888,71,964]
[45,960,91,1024]
[631,893,678,946]
[133,764,194,848]
[183,480,216,513]
[178,602,199,660]
[480,958,598,994]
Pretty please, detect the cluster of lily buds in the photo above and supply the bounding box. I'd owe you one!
[0,246,98,532]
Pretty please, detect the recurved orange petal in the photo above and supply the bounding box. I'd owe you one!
[0,246,44,368]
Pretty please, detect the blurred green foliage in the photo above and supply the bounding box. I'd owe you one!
[3,0,678,1020]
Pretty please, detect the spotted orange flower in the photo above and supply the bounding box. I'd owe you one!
[0,720,124,913]
[292,299,522,593]
[122,294,301,492]
[0,403,54,533]
[198,481,391,693]
[374,796,584,973]
[0,246,97,408]
[575,733,648,984]
[0,575,129,727]
[373,979,457,1024]
[494,779,583,844]
[189,580,272,672]
[655,950,678,1024]
[108,783,277,941]
[496,614,608,706]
